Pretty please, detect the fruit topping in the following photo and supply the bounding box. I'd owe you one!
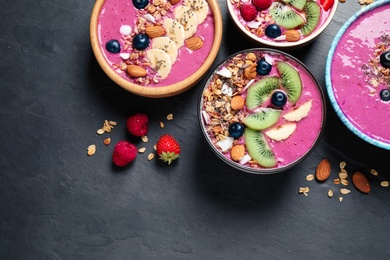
[146,48,172,79]
[133,0,149,9]
[380,89,390,102]
[380,51,390,68]
[256,58,273,75]
[319,0,334,11]
[283,99,312,121]
[152,37,178,63]
[265,122,297,141]
[106,39,121,54]
[246,76,279,109]
[271,90,288,108]
[242,108,282,130]
[126,113,149,136]
[174,5,198,39]
[112,141,138,166]
[281,0,307,11]
[156,134,181,165]
[252,0,273,11]
[184,0,209,25]
[277,61,302,103]
[240,4,258,22]
[269,3,305,29]
[132,33,150,50]
[228,122,245,138]
[163,18,186,48]
[265,24,282,38]
[244,128,277,168]
[301,1,320,36]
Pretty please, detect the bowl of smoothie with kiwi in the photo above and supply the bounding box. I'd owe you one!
[227,0,337,49]
[198,48,325,174]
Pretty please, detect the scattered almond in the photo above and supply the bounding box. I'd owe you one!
[169,0,180,5]
[352,171,370,193]
[126,65,147,77]
[230,95,245,110]
[87,145,96,156]
[243,63,257,80]
[230,144,245,161]
[285,30,301,42]
[185,36,203,51]
[103,138,111,146]
[145,25,166,38]
[315,159,331,181]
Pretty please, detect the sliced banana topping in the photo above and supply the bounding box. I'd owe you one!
[163,18,185,49]
[184,0,209,25]
[174,5,198,39]
[151,36,178,64]
[146,49,172,79]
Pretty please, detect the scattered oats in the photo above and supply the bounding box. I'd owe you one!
[328,189,334,198]
[371,169,379,176]
[167,113,173,120]
[148,153,155,160]
[160,121,165,128]
[340,188,351,195]
[340,161,346,169]
[381,181,389,187]
[97,129,105,135]
[339,196,343,202]
[340,168,347,173]
[306,174,315,181]
[138,147,146,153]
[87,145,96,156]
[339,0,346,3]
[153,144,157,150]
[339,172,348,179]
[334,178,341,185]
[341,179,349,186]
[103,138,111,146]
[299,187,310,196]
[109,121,117,126]
[142,135,149,143]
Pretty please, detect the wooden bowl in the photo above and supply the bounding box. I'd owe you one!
[90,0,222,98]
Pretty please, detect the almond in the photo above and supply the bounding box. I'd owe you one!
[243,62,257,80]
[352,171,370,193]
[230,144,245,162]
[315,158,331,181]
[185,36,203,51]
[284,30,301,42]
[145,26,166,38]
[169,0,181,4]
[230,95,245,110]
[126,65,147,77]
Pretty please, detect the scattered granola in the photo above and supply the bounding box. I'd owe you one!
[87,145,96,156]
[103,138,111,146]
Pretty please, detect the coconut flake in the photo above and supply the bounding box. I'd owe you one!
[119,25,132,35]
[216,67,232,78]
[264,53,275,66]
[120,53,131,60]
[273,35,287,41]
[247,21,261,29]
[216,137,234,152]
[221,83,233,96]
[239,154,252,165]
[202,111,210,125]
[143,14,156,23]
[243,79,255,92]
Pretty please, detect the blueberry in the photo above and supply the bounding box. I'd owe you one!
[132,0,149,9]
[265,24,281,38]
[132,33,150,50]
[271,91,287,108]
[256,58,272,75]
[380,51,390,68]
[106,39,121,53]
[228,122,245,139]
[380,89,390,101]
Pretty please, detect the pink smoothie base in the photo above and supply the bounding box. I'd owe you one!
[98,0,215,87]
[326,1,390,149]
[200,50,325,173]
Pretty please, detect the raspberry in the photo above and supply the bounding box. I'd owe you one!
[252,0,272,11]
[112,140,138,166]
[126,113,149,136]
[240,4,258,22]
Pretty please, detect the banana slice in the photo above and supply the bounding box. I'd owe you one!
[151,37,178,64]
[174,5,198,39]
[146,49,172,79]
[184,0,209,25]
[163,18,185,49]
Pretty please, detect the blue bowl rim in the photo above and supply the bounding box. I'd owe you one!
[325,0,390,150]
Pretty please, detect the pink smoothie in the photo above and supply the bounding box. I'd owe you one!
[200,50,325,171]
[330,4,390,144]
[98,0,215,86]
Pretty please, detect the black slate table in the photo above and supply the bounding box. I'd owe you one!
[1,0,390,259]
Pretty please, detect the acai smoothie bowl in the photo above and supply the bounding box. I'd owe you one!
[198,49,326,174]
[326,0,390,150]
[90,0,222,98]
[227,0,337,49]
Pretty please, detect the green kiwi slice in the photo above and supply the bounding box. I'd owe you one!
[242,108,281,130]
[269,3,305,29]
[277,61,302,103]
[281,0,307,11]
[301,1,321,36]
[246,76,279,110]
[244,128,277,168]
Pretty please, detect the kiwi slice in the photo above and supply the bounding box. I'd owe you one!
[281,0,307,11]
[269,3,305,29]
[244,128,277,168]
[301,1,321,36]
[246,76,279,110]
[277,61,302,103]
[242,108,281,130]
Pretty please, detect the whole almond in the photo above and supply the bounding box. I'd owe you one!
[315,159,331,181]
[230,95,245,110]
[230,144,245,162]
[284,30,301,42]
[185,36,203,51]
[145,26,166,38]
[126,65,147,77]
[352,171,370,193]
[169,0,181,4]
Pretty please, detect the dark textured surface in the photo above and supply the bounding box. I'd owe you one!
[1,1,390,259]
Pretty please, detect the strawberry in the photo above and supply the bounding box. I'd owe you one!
[240,4,258,22]
[156,134,180,165]
[320,0,334,11]
[252,0,272,11]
